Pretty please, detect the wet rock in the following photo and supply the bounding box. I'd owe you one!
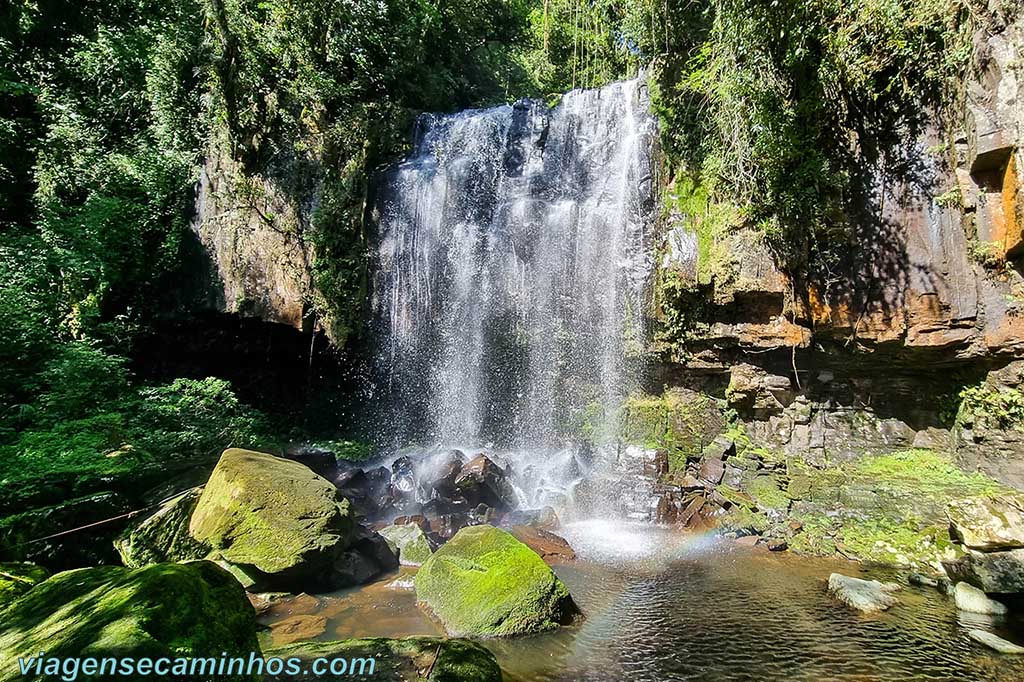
[699,457,726,485]
[114,488,209,568]
[767,539,788,552]
[907,572,951,593]
[954,582,1008,615]
[246,591,291,617]
[379,524,433,566]
[417,449,466,500]
[415,525,580,637]
[0,562,49,605]
[703,436,736,461]
[263,637,502,682]
[0,562,258,679]
[392,514,431,533]
[945,548,1024,593]
[469,503,499,525]
[509,526,576,564]
[283,445,338,480]
[454,455,518,511]
[429,513,472,541]
[948,493,1024,551]
[333,527,399,586]
[967,629,1024,654]
[269,614,328,646]
[501,506,559,530]
[827,573,901,613]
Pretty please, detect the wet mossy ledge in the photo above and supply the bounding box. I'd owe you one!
[614,387,1020,572]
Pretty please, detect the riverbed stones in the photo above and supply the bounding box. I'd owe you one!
[263,637,502,682]
[379,524,433,566]
[0,561,257,680]
[827,573,901,612]
[948,493,1024,550]
[114,487,209,568]
[967,629,1024,654]
[954,581,1008,615]
[415,525,579,637]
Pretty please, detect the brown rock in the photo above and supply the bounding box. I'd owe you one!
[509,526,576,564]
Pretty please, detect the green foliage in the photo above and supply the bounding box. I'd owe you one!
[957,383,1024,430]
[648,0,978,271]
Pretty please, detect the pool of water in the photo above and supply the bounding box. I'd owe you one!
[259,522,1024,681]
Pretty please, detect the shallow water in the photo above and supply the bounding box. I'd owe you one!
[259,522,1024,681]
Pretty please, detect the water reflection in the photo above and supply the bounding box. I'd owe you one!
[258,525,1024,682]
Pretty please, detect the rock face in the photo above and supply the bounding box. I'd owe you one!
[415,525,579,637]
[190,448,355,589]
[0,562,49,605]
[115,488,209,568]
[827,573,900,613]
[379,524,433,567]
[954,581,1008,615]
[0,562,257,679]
[948,493,1024,550]
[263,637,502,682]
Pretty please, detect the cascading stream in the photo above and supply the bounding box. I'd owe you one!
[370,78,658,516]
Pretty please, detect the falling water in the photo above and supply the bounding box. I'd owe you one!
[370,78,658,511]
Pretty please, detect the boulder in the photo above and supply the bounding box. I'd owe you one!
[967,629,1024,654]
[264,637,502,682]
[189,449,357,591]
[415,525,579,637]
[948,493,1024,551]
[114,488,209,568]
[509,526,576,564]
[0,562,49,605]
[954,581,1008,615]
[416,450,467,500]
[827,573,900,613]
[0,562,257,680]
[945,548,1024,593]
[332,527,399,586]
[379,524,433,566]
[454,455,518,511]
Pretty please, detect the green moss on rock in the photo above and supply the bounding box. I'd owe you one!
[189,449,355,579]
[620,390,725,472]
[115,488,209,568]
[414,525,579,637]
[0,562,49,605]
[264,637,502,682]
[0,561,257,681]
[378,525,432,567]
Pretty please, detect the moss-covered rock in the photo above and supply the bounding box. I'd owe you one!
[620,390,725,472]
[0,561,258,681]
[189,449,355,589]
[264,637,502,682]
[415,525,579,637]
[0,562,49,605]
[947,492,1024,551]
[378,525,432,566]
[115,488,209,568]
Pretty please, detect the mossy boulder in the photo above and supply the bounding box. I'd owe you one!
[948,492,1024,551]
[379,524,432,566]
[264,637,502,682]
[189,449,356,590]
[415,525,579,637]
[0,562,49,605]
[115,488,209,568]
[0,561,258,681]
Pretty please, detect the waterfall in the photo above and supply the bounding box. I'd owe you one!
[370,78,658,511]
